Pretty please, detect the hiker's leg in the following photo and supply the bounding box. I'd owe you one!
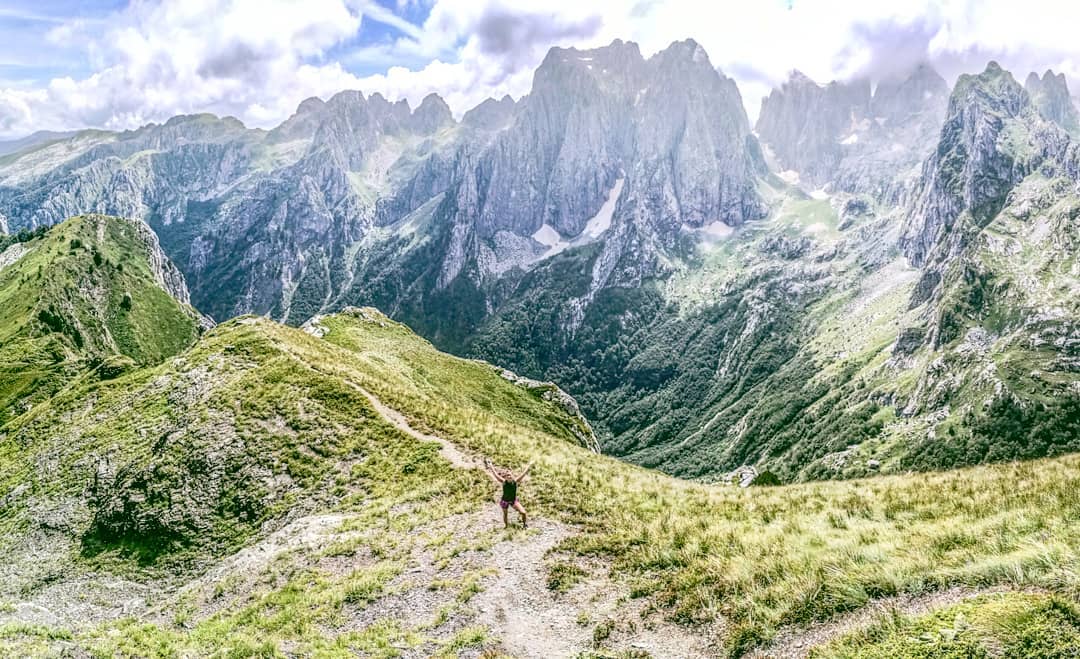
[512,501,527,527]
[501,505,509,528]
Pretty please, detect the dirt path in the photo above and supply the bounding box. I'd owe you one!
[272,330,709,656]
[270,327,478,470]
[354,383,478,470]
[752,585,1048,658]
[472,519,579,658]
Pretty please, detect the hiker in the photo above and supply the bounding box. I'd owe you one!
[483,457,532,528]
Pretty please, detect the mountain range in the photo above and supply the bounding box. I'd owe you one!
[2,35,1080,657]
[0,39,1077,484]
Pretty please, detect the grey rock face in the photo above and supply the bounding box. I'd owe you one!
[757,64,948,201]
[872,64,950,125]
[127,216,194,306]
[1025,70,1080,134]
[436,38,766,292]
[900,62,1069,268]
[461,95,517,131]
[756,71,871,186]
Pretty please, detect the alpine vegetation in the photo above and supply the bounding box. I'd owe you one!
[0,14,1078,659]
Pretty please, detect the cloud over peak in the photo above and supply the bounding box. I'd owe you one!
[0,0,1078,138]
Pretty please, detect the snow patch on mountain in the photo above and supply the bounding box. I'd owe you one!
[531,224,571,261]
[581,176,623,239]
[529,176,625,264]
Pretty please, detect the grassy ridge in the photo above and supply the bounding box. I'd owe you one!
[0,308,1078,655]
[310,311,1080,654]
[0,215,202,424]
[0,231,1078,655]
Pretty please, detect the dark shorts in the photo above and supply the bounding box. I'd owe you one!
[499,499,517,510]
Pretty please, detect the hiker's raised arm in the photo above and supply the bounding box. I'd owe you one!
[483,458,503,483]
[515,461,534,482]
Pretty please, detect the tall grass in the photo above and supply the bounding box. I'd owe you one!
[314,312,1080,654]
[5,311,1078,656]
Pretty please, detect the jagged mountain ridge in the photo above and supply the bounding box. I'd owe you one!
[756,63,950,201]
[1026,69,1080,134]
[0,38,766,333]
[0,47,1077,481]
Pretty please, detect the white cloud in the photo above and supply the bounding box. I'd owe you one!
[0,0,369,136]
[1,0,1079,138]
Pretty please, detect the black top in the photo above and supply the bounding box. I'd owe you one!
[501,479,518,502]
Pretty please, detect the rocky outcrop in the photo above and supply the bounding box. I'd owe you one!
[85,421,277,555]
[837,195,874,230]
[893,326,927,356]
[721,465,779,487]
[498,368,600,453]
[126,215,193,305]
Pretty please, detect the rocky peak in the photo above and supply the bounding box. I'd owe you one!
[900,62,1049,268]
[757,63,951,202]
[409,93,454,134]
[951,62,1028,114]
[461,95,517,131]
[651,38,711,67]
[871,63,949,123]
[297,96,326,114]
[533,39,648,96]
[1025,69,1080,133]
[435,38,766,292]
[268,97,328,142]
[755,70,871,185]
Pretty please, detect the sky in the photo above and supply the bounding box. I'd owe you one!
[0,0,1078,139]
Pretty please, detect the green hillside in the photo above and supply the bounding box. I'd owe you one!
[1,216,1079,657]
[467,175,1080,483]
[813,592,1080,658]
[0,214,204,424]
[0,303,1075,654]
